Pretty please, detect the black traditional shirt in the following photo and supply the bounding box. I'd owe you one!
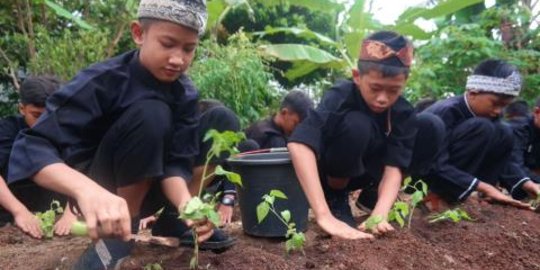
[8,50,199,183]
[501,116,540,195]
[0,116,28,179]
[245,117,287,149]
[289,79,416,170]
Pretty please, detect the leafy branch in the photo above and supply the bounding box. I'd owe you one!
[179,129,245,269]
[257,190,306,254]
[388,178,428,229]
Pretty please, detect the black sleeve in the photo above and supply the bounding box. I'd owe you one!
[289,87,346,156]
[163,77,201,181]
[499,122,534,195]
[8,76,115,183]
[0,117,21,179]
[384,98,416,169]
[428,107,479,201]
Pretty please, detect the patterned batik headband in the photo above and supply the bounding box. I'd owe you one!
[466,72,522,97]
[359,40,414,67]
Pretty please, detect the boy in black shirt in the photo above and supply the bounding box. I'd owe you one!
[246,90,313,149]
[288,31,442,238]
[8,0,213,268]
[420,59,531,209]
[0,76,76,238]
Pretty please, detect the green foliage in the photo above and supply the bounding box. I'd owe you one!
[364,215,384,232]
[143,262,163,270]
[35,200,63,239]
[28,26,109,81]
[428,208,473,223]
[189,33,281,126]
[256,189,306,254]
[70,220,88,237]
[179,129,244,269]
[388,178,428,229]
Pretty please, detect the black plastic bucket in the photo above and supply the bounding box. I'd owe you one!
[228,151,309,237]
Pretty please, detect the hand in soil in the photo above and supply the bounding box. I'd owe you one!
[480,184,533,210]
[54,208,77,236]
[76,189,131,241]
[187,218,215,243]
[14,209,42,239]
[139,216,157,231]
[317,215,374,240]
[217,204,233,225]
[359,220,394,235]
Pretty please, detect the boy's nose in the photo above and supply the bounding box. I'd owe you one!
[169,55,184,66]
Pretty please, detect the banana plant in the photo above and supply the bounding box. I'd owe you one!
[253,0,485,80]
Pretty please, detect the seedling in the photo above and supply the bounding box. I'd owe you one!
[428,208,473,223]
[179,129,245,269]
[35,200,63,239]
[530,193,540,210]
[143,262,163,270]
[256,189,306,254]
[364,215,384,232]
[387,178,428,229]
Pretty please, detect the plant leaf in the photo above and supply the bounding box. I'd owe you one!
[269,189,288,199]
[256,202,270,223]
[280,210,291,223]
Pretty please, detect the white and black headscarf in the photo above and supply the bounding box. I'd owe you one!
[137,0,207,36]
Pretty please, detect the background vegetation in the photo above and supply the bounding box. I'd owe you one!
[0,0,538,121]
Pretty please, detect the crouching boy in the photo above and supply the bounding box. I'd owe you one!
[8,0,213,268]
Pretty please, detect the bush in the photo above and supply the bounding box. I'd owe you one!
[189,33,281,126]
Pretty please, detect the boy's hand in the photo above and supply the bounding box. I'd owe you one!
[54,207,77,236]
[479,182,532,210]
[13,209,42,239]
[138,215,157,231]
[359,219,394,235]
[76,188,131,241]
[317,214,374,240]
[217,204,233,225]
[186,218,214,243]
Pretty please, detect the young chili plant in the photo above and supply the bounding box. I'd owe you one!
[387,177,428,229]
[364,215,384,232]
[35,200,63,239]
[428,208,473,223]
[256,189,306,254]
[179,129,245,269]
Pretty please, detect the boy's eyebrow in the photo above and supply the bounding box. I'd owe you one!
[159,34,198,46]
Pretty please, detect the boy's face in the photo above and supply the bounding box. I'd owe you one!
[467,91,514,119]
[280,108,301,136]
[352,69,407,113]
[19,103,45,127]
[131,20,199,83]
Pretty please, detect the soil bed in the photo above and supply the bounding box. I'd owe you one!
[1,199,540,270]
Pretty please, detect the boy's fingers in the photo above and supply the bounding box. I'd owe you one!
[197,229,214,243]
[85,214,99,240]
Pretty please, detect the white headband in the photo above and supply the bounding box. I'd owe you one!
[466,72,522,97]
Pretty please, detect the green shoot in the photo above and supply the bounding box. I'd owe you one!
[35,200,63,239]
[70,220,89,236]
[364,215,384,232]
[530,193,540,210]
[178,129,245,269]
[428,208,473,223]
[143,262,163,270]
[257,189,306,254]
[387,178,428,229]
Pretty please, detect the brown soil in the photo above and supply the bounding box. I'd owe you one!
[2,198,540,270]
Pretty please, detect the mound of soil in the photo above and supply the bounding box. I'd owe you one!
[2,199,540,270]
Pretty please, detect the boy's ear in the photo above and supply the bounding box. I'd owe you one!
[131,21,144,46]
[18,103,25,115]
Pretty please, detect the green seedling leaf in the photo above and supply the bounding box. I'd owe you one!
[364,215,384,231]
[256,201,270,223]
[419,180,428,195]
[411,190,425,207]
[395,211,405,227]
[270,189,288,199]
[285,231,306,253]
[183,197,204,215]
[281,210,291,223]
[213,165,243,187]
[263,194,275,205]
[35,200,64,239]
[206,209,221,226]
[402,177,412,189]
